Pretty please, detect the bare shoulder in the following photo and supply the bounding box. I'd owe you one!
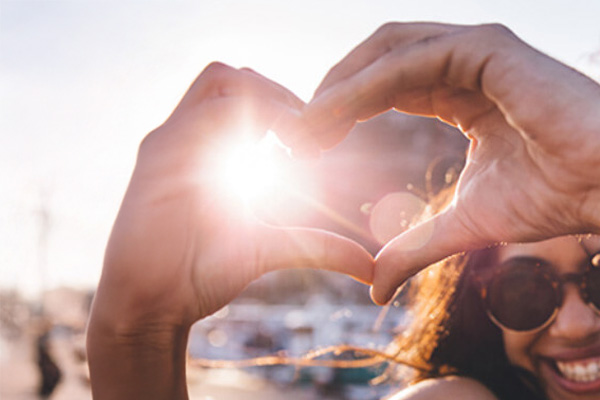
[385,376,499,400]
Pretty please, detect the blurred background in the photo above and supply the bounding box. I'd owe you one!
[1,1,599,399]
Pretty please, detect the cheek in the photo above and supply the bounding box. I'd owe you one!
[503,331,538,372]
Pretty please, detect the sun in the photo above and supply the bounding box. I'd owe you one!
[215,131,290,207]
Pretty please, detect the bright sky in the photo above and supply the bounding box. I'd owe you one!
[1,0,599,298]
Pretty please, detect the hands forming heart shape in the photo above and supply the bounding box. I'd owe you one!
[89,22,600,357]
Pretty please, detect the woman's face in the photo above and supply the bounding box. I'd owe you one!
[499,236,600,400]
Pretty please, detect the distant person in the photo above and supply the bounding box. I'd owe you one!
[86,22,600,399]
[36,324,61,397]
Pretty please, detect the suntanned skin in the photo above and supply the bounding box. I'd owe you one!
[87,22,600,400]
[499,236,600,400]
[304,22,600,305]
[86,64,375,400]
[388,236,600,400]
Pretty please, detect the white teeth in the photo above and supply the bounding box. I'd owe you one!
[556,358,600,383]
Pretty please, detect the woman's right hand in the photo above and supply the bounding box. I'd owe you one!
[304,22,600,304]
[87,63,374,400]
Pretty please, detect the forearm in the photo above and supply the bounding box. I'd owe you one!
[86,305,190,400]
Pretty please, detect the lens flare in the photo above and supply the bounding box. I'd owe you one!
[369,192,429,246]
[216,132,287,207]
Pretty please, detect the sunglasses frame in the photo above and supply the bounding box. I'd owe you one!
[473,251,600,334]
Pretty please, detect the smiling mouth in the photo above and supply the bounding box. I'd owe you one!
[554,357,600,383]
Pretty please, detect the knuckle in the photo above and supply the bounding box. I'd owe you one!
[375,21,401,38]
[200,61,233,79]
[138,126,166,159]
[197,62,239,97]
[239,66,257,74]
[473,23,515,39]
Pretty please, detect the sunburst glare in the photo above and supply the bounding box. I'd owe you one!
[216,131,290,207]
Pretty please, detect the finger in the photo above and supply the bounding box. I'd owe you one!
[258,227,375,285]
[194,94,307,146]
[180,63,319,152]
[306,23,458,151]
[140,94,308,175]
[303,86,493,151]
[235,69,319,152]
[305,25,517,150]
[181,63,303,108]
[371,207,486,305]
[239,67,305,109]
[313,22,458,98]
[305,35,458,149]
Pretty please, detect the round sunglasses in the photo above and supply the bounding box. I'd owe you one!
[475,251,600,333]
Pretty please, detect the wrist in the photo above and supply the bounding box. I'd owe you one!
[87,298,191,400]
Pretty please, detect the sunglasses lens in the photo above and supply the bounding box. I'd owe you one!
[487,261,557,331]
[586,266,600,310]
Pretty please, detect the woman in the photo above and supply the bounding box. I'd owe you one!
[388,235,600,400]
[86,23,600,399]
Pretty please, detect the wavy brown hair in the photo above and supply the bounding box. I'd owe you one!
[374,164,548,399]
[380,178,547,399]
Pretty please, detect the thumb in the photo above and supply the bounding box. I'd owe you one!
[258,227,374,285]
[372,209,484,305]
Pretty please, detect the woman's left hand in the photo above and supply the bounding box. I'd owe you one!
[304,22,600,304]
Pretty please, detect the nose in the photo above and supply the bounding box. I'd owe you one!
[548,284,600,342]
